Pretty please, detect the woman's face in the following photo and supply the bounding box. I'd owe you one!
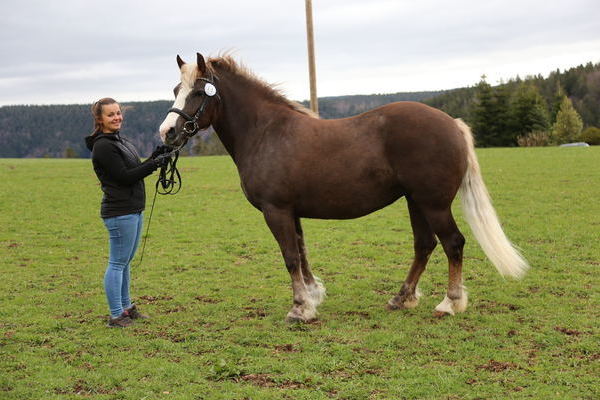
[99,103,123,133]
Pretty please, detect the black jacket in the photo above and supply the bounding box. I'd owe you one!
[85,132,158,218]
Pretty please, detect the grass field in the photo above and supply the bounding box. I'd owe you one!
[0,147,598,399]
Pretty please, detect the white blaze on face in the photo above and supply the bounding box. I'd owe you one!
[159,63,199,143]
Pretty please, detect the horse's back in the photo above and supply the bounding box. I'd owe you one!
[322,101,468,192]
[328,101,466,153]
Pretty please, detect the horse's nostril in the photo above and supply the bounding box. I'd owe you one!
[166,128,176,140]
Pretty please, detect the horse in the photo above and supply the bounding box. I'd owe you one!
[159,53,529,323]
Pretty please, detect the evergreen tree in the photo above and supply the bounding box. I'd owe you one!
[509,83,550,138]
[472,76,496,146]
[551,96,583,144]
[472,77,515,146]
[551,83,566,122]
[491,83,513,146]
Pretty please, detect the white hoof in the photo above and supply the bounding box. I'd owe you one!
[434,290,468,316]
[285,300,317,323]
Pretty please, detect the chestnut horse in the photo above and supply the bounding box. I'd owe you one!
[159,53,528,322]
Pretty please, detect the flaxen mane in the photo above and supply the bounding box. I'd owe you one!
[208,55,317,118]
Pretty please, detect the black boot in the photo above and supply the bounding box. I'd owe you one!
[107,312,133,328]
[125,304,149,320]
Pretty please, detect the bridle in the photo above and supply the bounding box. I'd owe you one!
[152,75,221,194]
[167,76,220,141]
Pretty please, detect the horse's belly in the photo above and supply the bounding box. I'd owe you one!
[295,183,405,219]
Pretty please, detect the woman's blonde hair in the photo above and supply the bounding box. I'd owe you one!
[90,97,120,135]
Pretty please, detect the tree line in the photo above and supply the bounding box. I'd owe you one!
[426,62,600,146]
[0,62,598,158]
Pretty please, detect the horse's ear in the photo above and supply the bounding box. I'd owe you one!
[196,53,207,74]
[176,55,185,69]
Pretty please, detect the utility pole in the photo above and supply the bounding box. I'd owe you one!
[305,0,318,116]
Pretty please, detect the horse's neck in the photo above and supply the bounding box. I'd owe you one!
[212,76,291,163]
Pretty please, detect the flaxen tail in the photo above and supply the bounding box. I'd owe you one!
[455,119,529,279]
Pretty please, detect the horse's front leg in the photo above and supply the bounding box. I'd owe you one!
[295,218,326,306]
[263,207,317,323]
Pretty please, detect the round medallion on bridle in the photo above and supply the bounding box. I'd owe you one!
[204,83,217,97]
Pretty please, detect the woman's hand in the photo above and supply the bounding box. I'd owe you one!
[150,145,171,159]
[153,153,171,168]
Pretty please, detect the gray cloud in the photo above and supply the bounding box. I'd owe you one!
[1,0,599,105]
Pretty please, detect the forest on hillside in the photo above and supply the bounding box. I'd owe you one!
[426,62,600,147]
[0,62,598,158]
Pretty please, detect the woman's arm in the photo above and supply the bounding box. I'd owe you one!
[93,140,158,186]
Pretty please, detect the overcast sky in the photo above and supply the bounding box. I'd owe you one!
[1,0,598,106]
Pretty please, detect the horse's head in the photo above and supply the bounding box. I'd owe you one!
[159,53,220,147]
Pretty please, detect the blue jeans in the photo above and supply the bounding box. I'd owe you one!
[103,213,143,317]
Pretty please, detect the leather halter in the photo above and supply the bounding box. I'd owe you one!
[167,76,220,138]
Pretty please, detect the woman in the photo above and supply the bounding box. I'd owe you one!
[85,97,168,327]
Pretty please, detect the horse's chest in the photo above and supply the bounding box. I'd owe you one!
[238,175,265,210]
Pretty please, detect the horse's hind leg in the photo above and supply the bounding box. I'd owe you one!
[295,218,326,306]
[263,207,317,323]
[388,197,437,310]
[423,206,468,316]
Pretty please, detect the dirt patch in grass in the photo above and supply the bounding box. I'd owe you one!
[236,374,307,389]
[164,305,188,314]
[138,295,174,304]
[343,310,371,318]
[54,379,123,396]
[194,295,221,303]
[477,360,519,372]
[242,306,268,319]
[554,326,583,336]
[476,300,521,312]
[273,343,300,353]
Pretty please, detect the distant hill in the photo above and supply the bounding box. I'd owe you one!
[302,91,446,119]
[0,62,598,157]
[0,92,445,158]
[0,101,171,158]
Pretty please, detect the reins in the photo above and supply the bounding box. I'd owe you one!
[135,149,182,270]
[156,150,182,195]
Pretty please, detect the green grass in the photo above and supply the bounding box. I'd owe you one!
[0,147,598,399]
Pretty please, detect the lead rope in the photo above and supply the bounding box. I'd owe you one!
[135,151,181,271]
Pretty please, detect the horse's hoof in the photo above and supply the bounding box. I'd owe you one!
[386,301,403,311]
[386,299,410,310]
[285,314,305,323]
[285,308,316,324]
[434,293,468,316]
[434,311,451,318]
[386,288,422,310]
[285,315,316,324]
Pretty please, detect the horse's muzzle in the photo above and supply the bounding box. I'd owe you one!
[165,127,177,144]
